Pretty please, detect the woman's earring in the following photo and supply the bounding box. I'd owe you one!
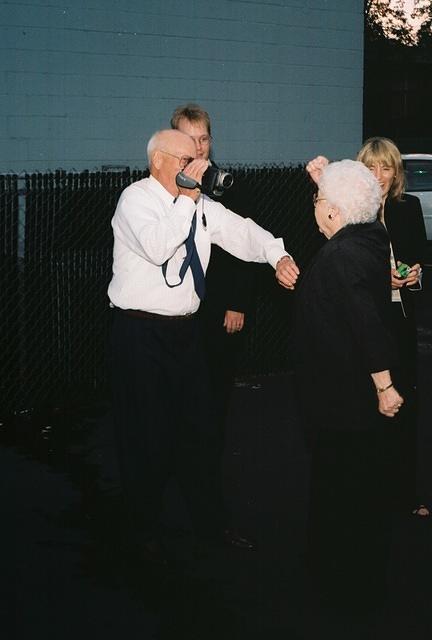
[328,214,333,220]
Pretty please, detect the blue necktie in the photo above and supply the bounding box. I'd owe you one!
[162,212,206,299]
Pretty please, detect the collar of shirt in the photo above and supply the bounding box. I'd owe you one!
[148,174,178,207]
[148,173,202,210]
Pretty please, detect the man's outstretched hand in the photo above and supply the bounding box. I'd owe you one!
[275,256,300,290]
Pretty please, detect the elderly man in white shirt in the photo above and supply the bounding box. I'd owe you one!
[109,129,299,564]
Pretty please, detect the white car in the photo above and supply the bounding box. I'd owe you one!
[402,154,432,242]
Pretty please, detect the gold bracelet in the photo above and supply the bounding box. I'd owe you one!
[376,382,393,394]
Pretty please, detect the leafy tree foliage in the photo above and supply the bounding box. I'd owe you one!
[412,1,432,46]
[366,0,432,46]
[364,1,432,149]
[366,0,415,45]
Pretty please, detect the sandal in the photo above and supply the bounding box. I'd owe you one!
[412,504,430,517]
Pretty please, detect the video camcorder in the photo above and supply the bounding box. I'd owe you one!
[176,165,233,197]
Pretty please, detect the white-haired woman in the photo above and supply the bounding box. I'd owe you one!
[307,142,429,519]
[279,160,403,613]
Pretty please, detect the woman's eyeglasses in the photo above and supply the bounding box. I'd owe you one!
[313,194,327,207]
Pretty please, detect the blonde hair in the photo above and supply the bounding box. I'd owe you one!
[170,103,211,135]
[356,137,405,200]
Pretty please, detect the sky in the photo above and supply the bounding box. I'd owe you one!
[402,0,415,12]
[399,0,419,24]
[392,0,423,30]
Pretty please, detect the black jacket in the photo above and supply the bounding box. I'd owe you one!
[293,221,397,432]
[384,193,428,266]
[201,169,257,322]
[384,193,428,316]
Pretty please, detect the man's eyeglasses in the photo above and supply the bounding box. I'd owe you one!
[160,150,194,170]
[313,194,326,207]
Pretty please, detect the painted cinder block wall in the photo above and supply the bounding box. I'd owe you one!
[1,0,364,172]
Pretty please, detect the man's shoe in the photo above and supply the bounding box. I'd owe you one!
[222,528,255,551]
[195,528,255,555]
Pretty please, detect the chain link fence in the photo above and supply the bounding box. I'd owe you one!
[0,166,321,415]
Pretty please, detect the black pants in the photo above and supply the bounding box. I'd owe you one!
[308,428,393,611]
[110,309,225,542]
[389,302,418,508]
[389,301,417,390]
[201,310,245,446]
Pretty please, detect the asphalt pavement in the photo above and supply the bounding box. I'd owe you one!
[2,269,432,640]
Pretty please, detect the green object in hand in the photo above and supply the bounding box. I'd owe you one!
[396,263,411,278]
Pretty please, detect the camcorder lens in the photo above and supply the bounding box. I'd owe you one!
[202,166,234,196]
[220,173,234,189]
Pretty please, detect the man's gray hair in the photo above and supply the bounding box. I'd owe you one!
[147,131,162,165]
[319,159,382,225]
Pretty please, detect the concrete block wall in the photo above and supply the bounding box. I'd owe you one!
[1,0,364,171]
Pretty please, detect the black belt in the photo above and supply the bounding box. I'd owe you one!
[118,308,196,321]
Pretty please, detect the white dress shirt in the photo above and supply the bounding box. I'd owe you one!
[108,175,287,315]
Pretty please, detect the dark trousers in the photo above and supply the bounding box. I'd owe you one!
[201,312,245,445]
[110,309,225,542]
[389,302,418,508]
[308,428,393,611]
[389,301,417,390]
